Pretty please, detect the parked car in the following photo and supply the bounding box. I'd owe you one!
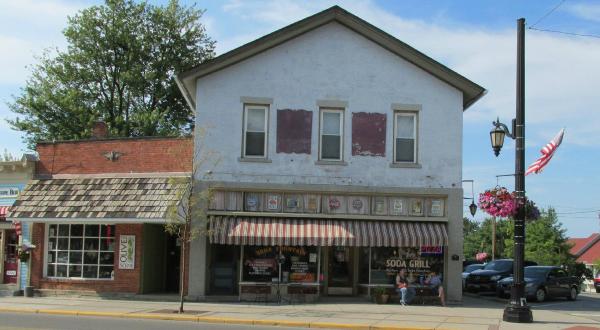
[465,259,537,293]
[497,266,579,302]
[462,263,485,288]
[595,272,600,293]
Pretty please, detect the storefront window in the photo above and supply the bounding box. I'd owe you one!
[46,224,115,279]
[242,246,319,283]
[369,247,444,285]
[280,246,318,283]
[242,246,278,282]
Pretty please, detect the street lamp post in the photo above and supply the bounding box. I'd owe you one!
[489,18,533,323]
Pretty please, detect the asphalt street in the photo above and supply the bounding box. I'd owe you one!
[471,291,600,325]
[529,292,600,324]
[0,312,307,330]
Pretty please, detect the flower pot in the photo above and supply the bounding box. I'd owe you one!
[375,294,389,304]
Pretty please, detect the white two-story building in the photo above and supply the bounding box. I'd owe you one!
[177,6,485,303]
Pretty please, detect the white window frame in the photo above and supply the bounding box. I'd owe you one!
[242,104,269,159]
[319,108,344,161]
[393,112,418,164]
[43,223,115,280]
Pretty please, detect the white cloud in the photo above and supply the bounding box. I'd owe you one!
[565,2,600,22]
[0,0,87,86]
[216,0,600,147]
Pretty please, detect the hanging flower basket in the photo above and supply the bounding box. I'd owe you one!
[520,199,541,221]
[475,252,489,262]
[478,187,517,218]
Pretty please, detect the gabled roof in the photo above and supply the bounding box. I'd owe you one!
[8,177,187,222]
[176,5,485,111]
[568,233,600,264]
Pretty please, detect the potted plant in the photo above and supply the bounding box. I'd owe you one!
[372,287,389,304]
[17,245,32,262]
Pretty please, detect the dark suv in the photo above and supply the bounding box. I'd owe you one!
[465,259,537,293]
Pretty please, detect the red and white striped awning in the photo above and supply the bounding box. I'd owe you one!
[209,216,448,247]
[0,206,8,219]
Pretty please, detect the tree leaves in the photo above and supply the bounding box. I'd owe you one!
[7,0,215,149]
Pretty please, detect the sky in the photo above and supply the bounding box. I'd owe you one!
[0,0,599,238]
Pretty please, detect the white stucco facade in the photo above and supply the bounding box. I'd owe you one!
[194,23,463,188]
[187,21,477,303]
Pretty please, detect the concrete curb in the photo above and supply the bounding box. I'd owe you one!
[0,307,453,330]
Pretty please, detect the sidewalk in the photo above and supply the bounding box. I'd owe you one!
[0,295,598,330]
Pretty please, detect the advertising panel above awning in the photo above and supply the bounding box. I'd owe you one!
[209,216,448,247]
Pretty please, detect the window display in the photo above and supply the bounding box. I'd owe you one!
[360,246,444,285]
[242,246,319,283]
[46,224,115,279]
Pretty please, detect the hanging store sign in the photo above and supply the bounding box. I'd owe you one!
[118,235,135,269]
[0,187,20,199]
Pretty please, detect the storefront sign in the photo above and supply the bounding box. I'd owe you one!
[385,259,431,269]
[305,195,319,213]
[266,194,281,211]
[246,258,276,276]
[284,194,303,212]
[389,198,404,215]
[410,199,423,216]
[420,246,443,256]
[430,199,444,217]
[245,193,260,211]
[118,235,135,269]
[373,197,387,215]
[0,187,20,199]
[328,197,341,210]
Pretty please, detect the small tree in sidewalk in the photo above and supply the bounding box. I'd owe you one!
[165,132,218,313]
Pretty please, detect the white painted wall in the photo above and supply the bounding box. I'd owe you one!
[190,22,467,301]
[194,22,463,189]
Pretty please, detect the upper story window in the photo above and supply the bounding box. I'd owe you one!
[394,112,418,163]
[243,104,269,158]
[319,108,344,161]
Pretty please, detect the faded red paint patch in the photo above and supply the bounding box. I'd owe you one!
[276,109,312,154]
[352,112,386,157]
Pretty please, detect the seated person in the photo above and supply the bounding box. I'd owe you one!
[395,268,415,305]
[424,271,446,307]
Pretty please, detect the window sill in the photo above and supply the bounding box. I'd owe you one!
[315,160,348,166]
[389,162,422,168]
[238,157,272,163]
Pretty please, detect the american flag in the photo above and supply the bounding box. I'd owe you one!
[526,128,565,175]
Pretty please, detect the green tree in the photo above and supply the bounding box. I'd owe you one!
[463,217,511,261]
[2,149,17,161]
[503,208,574,266]
[8,0,215,149]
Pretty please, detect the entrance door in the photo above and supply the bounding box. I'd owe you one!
[327,246,353,295]
[165,234,181,293]
[3,230,18,284]
[208,245,238,295]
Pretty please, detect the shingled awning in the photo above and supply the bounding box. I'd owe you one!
[8,177,188,223]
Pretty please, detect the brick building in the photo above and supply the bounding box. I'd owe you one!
[8,129,192,296]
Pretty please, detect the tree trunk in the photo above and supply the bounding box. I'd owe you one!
[179,222,187,313]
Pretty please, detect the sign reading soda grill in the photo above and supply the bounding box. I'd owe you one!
[119,235,135,269]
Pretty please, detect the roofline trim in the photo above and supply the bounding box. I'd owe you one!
[7,217,167,224]
[177,5,486,111]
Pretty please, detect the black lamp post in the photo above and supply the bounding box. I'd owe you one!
[491,18,533,323]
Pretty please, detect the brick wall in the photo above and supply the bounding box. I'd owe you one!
[30,223,144,294]
[35,137,193,177]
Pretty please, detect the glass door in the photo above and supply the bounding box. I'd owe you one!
[3,230,18,284]
[327,246,353,295]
